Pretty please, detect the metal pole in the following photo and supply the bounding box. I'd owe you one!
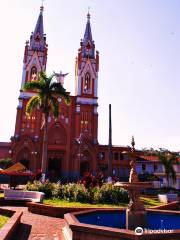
[108,104,113,176]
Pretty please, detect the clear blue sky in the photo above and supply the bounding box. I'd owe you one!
[0,0,180,151]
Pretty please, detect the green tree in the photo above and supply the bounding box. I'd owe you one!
[159,153,178,188]
[24,71,70,175]
[0,158,12,169]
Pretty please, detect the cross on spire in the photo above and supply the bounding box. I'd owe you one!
[40,0,45,12]
[87,7,91,20]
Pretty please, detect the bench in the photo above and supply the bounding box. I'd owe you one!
[4,189,45,203]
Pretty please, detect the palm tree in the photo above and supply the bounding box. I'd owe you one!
[24,71,70,176]
[159,153,178,188]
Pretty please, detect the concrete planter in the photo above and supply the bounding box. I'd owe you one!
[158,194,178,204]
[0,208,23,240]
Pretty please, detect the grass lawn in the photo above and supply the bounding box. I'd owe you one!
[0,191,162,208]
[140,197,162,207]
[0,215,9,229]
[44,199,128,208]
[44,196,162,208]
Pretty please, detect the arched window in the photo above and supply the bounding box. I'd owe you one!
[30,66,37,81]
[84,72,91,93]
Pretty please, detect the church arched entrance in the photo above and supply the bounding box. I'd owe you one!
[47,124,67,181]
[80,150,92,177]
[80,161,90,176]
[48,157,62,181]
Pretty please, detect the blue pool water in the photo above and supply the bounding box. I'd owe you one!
[77,211,180,230]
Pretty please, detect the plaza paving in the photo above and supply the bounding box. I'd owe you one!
[2,206,65,240]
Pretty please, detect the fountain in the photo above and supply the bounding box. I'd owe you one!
[63,137,180,240]
[114,136,152,230]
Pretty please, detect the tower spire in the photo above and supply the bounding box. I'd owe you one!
[30,5,46,51]
[81,11,95,58]
[83,11,93,43]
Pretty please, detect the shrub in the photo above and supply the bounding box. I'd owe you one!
[24,181,129,205]
[0,158,12,169]
[94,183,129,205]
[51,183,63,199]
[79,172,104,189]
[61,183,90,202]
[25,180,54,198]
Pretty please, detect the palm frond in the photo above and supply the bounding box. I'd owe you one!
[64,95,71,105]
[24,71,70,119]
[169,156,178,165]
[24,81,43,91]
[50,82,71,105]
[50,97,59,118]
[50,82,65,91]
[39,71,47,81]
[159,153,178,186]
[47,73,55,83]
[26,96,41,116]
[159,154,167,164]
[39,71,54,84]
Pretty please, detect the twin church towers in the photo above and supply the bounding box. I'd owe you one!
[11,6,100,180]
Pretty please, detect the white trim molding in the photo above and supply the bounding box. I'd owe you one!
[76,97,98,105]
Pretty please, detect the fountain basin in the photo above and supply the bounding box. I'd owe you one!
[114,181,152,230]
[114,182,152,189]
[63,208,180,240]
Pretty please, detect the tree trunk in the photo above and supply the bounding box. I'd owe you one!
[41,114,48,175]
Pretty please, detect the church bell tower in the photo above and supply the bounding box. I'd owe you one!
[20,6,47,91]
[11,6,48,170]
[75,13,99,143]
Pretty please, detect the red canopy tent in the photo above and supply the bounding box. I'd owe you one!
[0,163,36,188]
[0,162,35,176]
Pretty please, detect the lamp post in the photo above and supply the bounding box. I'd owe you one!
[76,133,84,177]
[31,151,38,172]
